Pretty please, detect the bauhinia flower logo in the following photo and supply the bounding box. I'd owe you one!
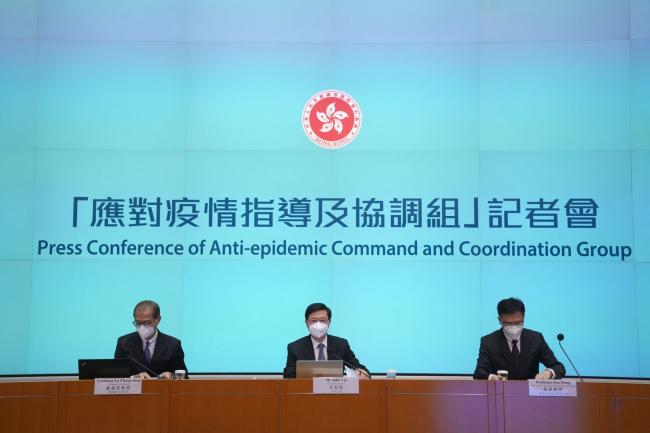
[302,90,362,149]
[317,103,349,135]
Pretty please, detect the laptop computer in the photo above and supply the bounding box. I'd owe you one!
[296,360,344,378]
[78,358,131,380]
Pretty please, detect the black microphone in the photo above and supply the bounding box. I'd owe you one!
[328,350,371,378]
[128,356,159,378]
[556,333,583,382]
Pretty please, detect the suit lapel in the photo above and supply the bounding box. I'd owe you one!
[497,331,518,377]
[303,336,316,360]
[517,330,529,377]
[327,336,337,357]
[129,334,147,366]
[150,331,164,365]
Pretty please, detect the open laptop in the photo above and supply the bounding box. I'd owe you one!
[296,360,344,378]
[78,358,131,380]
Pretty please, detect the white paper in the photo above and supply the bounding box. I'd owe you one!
[94,378,142,395]
[313,376,360,394]
[528,379,577,397]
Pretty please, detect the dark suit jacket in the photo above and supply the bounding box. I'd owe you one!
[283,334,369,378]
[473,328,565,380]
[114,331,187,376]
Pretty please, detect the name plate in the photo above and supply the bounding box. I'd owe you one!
[528,379,577,397]
[94,378,142,395]
[313,376,359,394]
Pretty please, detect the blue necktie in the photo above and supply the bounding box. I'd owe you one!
[317,343,326,361]
[144,341,152,367]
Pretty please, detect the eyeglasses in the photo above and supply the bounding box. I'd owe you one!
[133,320,156,327]
[500,320,524,326]
[307,319,329,324]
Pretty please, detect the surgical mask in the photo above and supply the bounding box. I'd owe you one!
[309,321,328,339]
[502,324,523,340]
[137,324,155,340]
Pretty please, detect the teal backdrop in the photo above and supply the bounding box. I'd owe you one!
[0,0,649,377]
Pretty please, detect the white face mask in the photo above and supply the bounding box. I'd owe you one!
[308,321,329,339]
[502,324,523,340]
[137,324,156,340]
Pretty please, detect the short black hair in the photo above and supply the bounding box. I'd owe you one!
[497,297,525,316]
[305,302,331,320]
[133,300,160,319]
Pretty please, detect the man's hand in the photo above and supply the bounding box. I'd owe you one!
[357,369,370,380]
[535,370,553,380]
[488,374,509,381]
[158,371,173,380]
[133,372,151,379]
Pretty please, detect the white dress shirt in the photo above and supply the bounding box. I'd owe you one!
[311,335,328,360]
[503,330,521,353]
[141,330,158,357]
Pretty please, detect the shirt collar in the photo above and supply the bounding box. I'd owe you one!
[502,329,522,345]
[311,335,328,351]
[141,330,158,345]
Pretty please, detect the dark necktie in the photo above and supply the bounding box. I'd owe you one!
[144,341,152,367]
[317,343,326,361]
[512,339,520,371]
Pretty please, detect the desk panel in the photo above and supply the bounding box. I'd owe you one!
[1,377,649,433]
[169,379,279,433]
[499,381,608,433]
[0,381,59,433]
[387,379,495,433]
[57,380,167,433]
[606,382,650,433]
[281,379,386,433]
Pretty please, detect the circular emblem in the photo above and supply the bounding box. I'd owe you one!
[302,90,362,149]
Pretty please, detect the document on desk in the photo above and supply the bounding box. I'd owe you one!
[528,379,577,397]
[94,378,143,395]
[313,376,360,394]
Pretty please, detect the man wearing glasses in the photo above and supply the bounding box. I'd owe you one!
[114,300,187,379]
[473,297,565,381]
[283,302,370,379]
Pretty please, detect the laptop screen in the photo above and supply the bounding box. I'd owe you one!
[296,360,344,378]
[78,358,132,380]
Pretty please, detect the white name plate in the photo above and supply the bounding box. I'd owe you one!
[313,376,359,395]
[94,378,142,395]
[528,379,577,397]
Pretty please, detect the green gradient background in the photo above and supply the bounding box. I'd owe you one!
[1,0,649,376]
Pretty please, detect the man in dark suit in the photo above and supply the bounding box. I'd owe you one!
[114,300,187,379]
[473,297,565,380]
[283,302,370,379]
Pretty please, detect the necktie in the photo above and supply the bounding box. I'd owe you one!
[317,343,326,361]
[512,339,520,373]
[144,340,152,367]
